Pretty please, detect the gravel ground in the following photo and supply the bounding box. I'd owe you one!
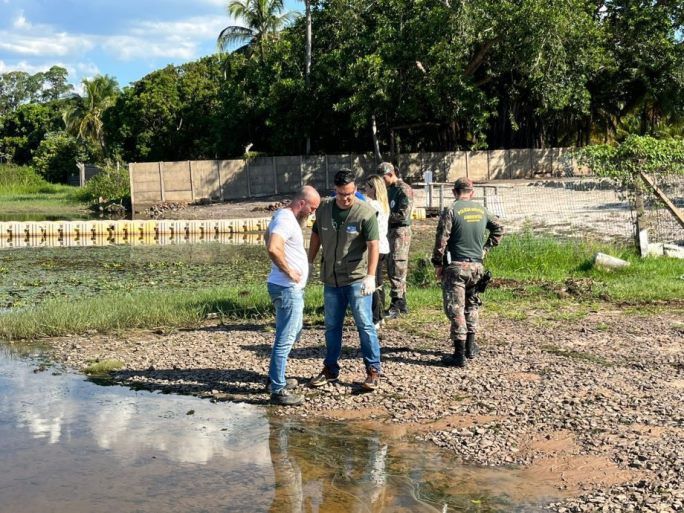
[46,307,684,512]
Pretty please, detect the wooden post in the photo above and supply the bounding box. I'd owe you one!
[158,161,165,202]
[188,161,195,202]
[640,171,684,229]
[439,184,444,211]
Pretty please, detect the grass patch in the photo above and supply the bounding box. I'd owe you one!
[0,226,682,340]
[0,164,89,220]
[84,359,125,375]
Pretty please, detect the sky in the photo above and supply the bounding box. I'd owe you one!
[0,0,301,91]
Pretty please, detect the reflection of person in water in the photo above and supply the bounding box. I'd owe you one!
[267,419,389,513]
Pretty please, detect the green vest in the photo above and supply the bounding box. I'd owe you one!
[447,199,489,261]
[316,198,376,287]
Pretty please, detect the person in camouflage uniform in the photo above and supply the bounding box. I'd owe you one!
[378,162,414,318]
[432,177,504,367]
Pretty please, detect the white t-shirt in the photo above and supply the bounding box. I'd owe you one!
[266,208,308,289]
[367,198,390,255]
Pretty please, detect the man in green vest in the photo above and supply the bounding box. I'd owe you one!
[432,177,504,367]
[308,169,382,391]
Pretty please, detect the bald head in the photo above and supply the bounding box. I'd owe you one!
[290,185,321,223]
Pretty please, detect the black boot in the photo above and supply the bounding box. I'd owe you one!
[442,339,466,367]
[466,333,479,359]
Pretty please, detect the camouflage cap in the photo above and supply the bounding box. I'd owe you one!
[377,162,395,175]
[453,177,474,190]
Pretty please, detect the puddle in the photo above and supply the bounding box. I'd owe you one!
[0,344,558,512]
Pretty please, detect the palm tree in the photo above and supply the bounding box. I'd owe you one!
[217,0,296,60]
[63,75,119,152]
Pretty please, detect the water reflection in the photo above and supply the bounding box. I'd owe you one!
[0,231,267,250]
[0,346,553,512]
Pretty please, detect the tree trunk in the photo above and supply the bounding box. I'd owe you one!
[305,0,312,155]
[371,114,382,162]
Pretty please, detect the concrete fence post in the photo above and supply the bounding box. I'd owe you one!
[77,163,85,187]
[158,161,165,202]
[273,156,278,194]
[129,163,136,219]
[188,160,195,202]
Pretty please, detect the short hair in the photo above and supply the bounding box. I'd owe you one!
[333,168,356,186]
[453,177,474,191]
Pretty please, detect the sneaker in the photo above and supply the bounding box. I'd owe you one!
[385,307,401,320]
[265,377,299,393]
[309,367,338,387]
[362,368,380,391]
[270,388,304,406]
[374,322,381,330]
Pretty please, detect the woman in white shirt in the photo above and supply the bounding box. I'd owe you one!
[365,174,390,328]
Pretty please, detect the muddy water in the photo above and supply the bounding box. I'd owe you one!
[0,345,558,513]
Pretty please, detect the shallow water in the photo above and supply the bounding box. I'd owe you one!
[0,345,557,513]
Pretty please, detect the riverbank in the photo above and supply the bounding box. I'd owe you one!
[43,305,684,512]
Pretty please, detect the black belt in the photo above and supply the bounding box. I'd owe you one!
[454,257,482,263]
[389,223,410,229]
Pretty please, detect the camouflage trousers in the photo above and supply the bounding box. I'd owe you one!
[442,262,485,341]
[387,226,412,305]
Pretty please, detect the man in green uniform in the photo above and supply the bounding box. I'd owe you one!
[308,169,382,390]
[378,162,414,318]
[432,177,504,367]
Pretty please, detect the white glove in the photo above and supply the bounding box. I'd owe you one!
[360,275,376,296]
[308,262,317,281]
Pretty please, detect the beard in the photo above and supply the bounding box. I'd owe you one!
[295,212,309,227]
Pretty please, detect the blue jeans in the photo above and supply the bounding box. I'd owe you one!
[267,282,304,393]
[323,281,381,375]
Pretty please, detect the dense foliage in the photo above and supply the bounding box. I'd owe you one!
[577,136,684,188]
[0,0,682,180]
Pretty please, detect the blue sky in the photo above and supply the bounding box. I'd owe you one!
[0,0,301,91]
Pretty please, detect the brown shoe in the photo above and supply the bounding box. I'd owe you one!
[362,368,380,391]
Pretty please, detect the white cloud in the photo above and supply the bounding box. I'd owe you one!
[0,31,94,57]
[101,15,228,61]
[0,59,67,74]
[13,12,31,29]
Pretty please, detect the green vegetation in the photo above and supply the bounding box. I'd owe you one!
[84,359,124,375]
[2,2,683,169]
[0,164,87,220]
[0,230,682,341]
[72,164,130,204]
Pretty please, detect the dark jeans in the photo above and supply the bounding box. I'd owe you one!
[372,254,386,324]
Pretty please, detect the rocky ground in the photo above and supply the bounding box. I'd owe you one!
[48,307,684,512]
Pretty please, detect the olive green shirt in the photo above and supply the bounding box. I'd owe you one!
[312,198,379,286]
[431,199,504,265]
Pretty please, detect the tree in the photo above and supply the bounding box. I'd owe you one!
[0,66,73,116]
[217,0,297,60]
[63,75,119,153]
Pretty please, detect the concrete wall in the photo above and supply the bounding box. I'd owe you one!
[129,148,584,214]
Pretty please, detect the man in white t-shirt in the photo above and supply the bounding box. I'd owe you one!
[266,185,321,406]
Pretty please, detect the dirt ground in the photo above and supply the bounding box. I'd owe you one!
[48,305,684,512]
[62,188,684,511]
